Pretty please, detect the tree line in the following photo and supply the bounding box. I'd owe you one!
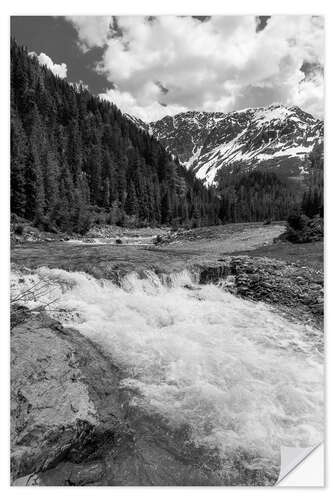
[214,163,302,223]
[301,142,323,218]
[10,39,221,233]
[284,141,324,242]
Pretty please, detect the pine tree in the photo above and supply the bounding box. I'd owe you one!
[11,110,27,216]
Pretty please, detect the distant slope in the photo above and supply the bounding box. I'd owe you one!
[147,105,323,185]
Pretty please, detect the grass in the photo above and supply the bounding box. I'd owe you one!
[11,222,323,280]
[230,239,323,271]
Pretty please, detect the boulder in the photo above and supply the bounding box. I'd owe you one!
[11,310,125,484]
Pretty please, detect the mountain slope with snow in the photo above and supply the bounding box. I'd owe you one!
[147,105,323,185]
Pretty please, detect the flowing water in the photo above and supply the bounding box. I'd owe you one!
[11,267,324,484]
[66,235,156,246]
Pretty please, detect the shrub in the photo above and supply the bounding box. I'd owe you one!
[287,211,309,231]
[285,211,323,243]
[14,224,24,235]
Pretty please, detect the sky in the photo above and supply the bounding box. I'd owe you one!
[11,15,324,122]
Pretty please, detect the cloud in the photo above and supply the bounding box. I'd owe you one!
[67,15,324,121]
[29,51,67,78]
[65,16,113,52]
[99,88,187,122]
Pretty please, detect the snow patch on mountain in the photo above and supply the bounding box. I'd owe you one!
[147,104,323,185]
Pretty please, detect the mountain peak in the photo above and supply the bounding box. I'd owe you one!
[148,105,323,185]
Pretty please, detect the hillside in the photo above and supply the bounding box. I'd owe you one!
[147,105,323,185]
[10,40,221,233]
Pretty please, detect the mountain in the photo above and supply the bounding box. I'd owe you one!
[147,105,324,185]
[10,39,221,232]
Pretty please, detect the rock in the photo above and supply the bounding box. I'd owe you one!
[195,256,323,328]
[11,312,125,483]
[13,461,106,486]
[13,473,41,486]
[197,263,230,284]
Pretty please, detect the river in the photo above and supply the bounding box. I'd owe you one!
[11,265,324,484]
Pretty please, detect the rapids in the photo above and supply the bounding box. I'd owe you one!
[11,267,324,481]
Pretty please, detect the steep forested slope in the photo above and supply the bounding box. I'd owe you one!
[10,40,221,232]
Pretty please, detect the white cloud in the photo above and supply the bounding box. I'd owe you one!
[67,15,324,121]
[99,88,187,122]
[66,16,113,51]
[29,51,67,79]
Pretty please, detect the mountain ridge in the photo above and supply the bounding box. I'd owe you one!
[127,104,324,185]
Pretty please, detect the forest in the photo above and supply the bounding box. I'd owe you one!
[10,39,221,233]
[300,142,324,218]
[215,164,300,223]
[10,39,322,233]
[214,139,323,224]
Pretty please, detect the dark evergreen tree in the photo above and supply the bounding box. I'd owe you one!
[301,142,323,218]
[125,180,139,216]
[10,109,27,216]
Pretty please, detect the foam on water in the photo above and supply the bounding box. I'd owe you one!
[11,267,323,472]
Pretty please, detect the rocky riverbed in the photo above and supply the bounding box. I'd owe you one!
[195,256,323,329]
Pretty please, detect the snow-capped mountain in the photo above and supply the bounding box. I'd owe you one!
[124,113,149,132]
[146,105,323,185]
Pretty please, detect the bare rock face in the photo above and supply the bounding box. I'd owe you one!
[11,311,125,484]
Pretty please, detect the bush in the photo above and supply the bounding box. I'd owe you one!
[14,224,24,235]
[34,215,58,234]
[287,211,309,231]
[285,212,323,243]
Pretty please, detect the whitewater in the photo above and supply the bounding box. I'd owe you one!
[11,266,324,481]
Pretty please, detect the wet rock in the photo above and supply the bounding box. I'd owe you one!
[197,263,230,284]
[196,256,323,328]
[11,312,125,484]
